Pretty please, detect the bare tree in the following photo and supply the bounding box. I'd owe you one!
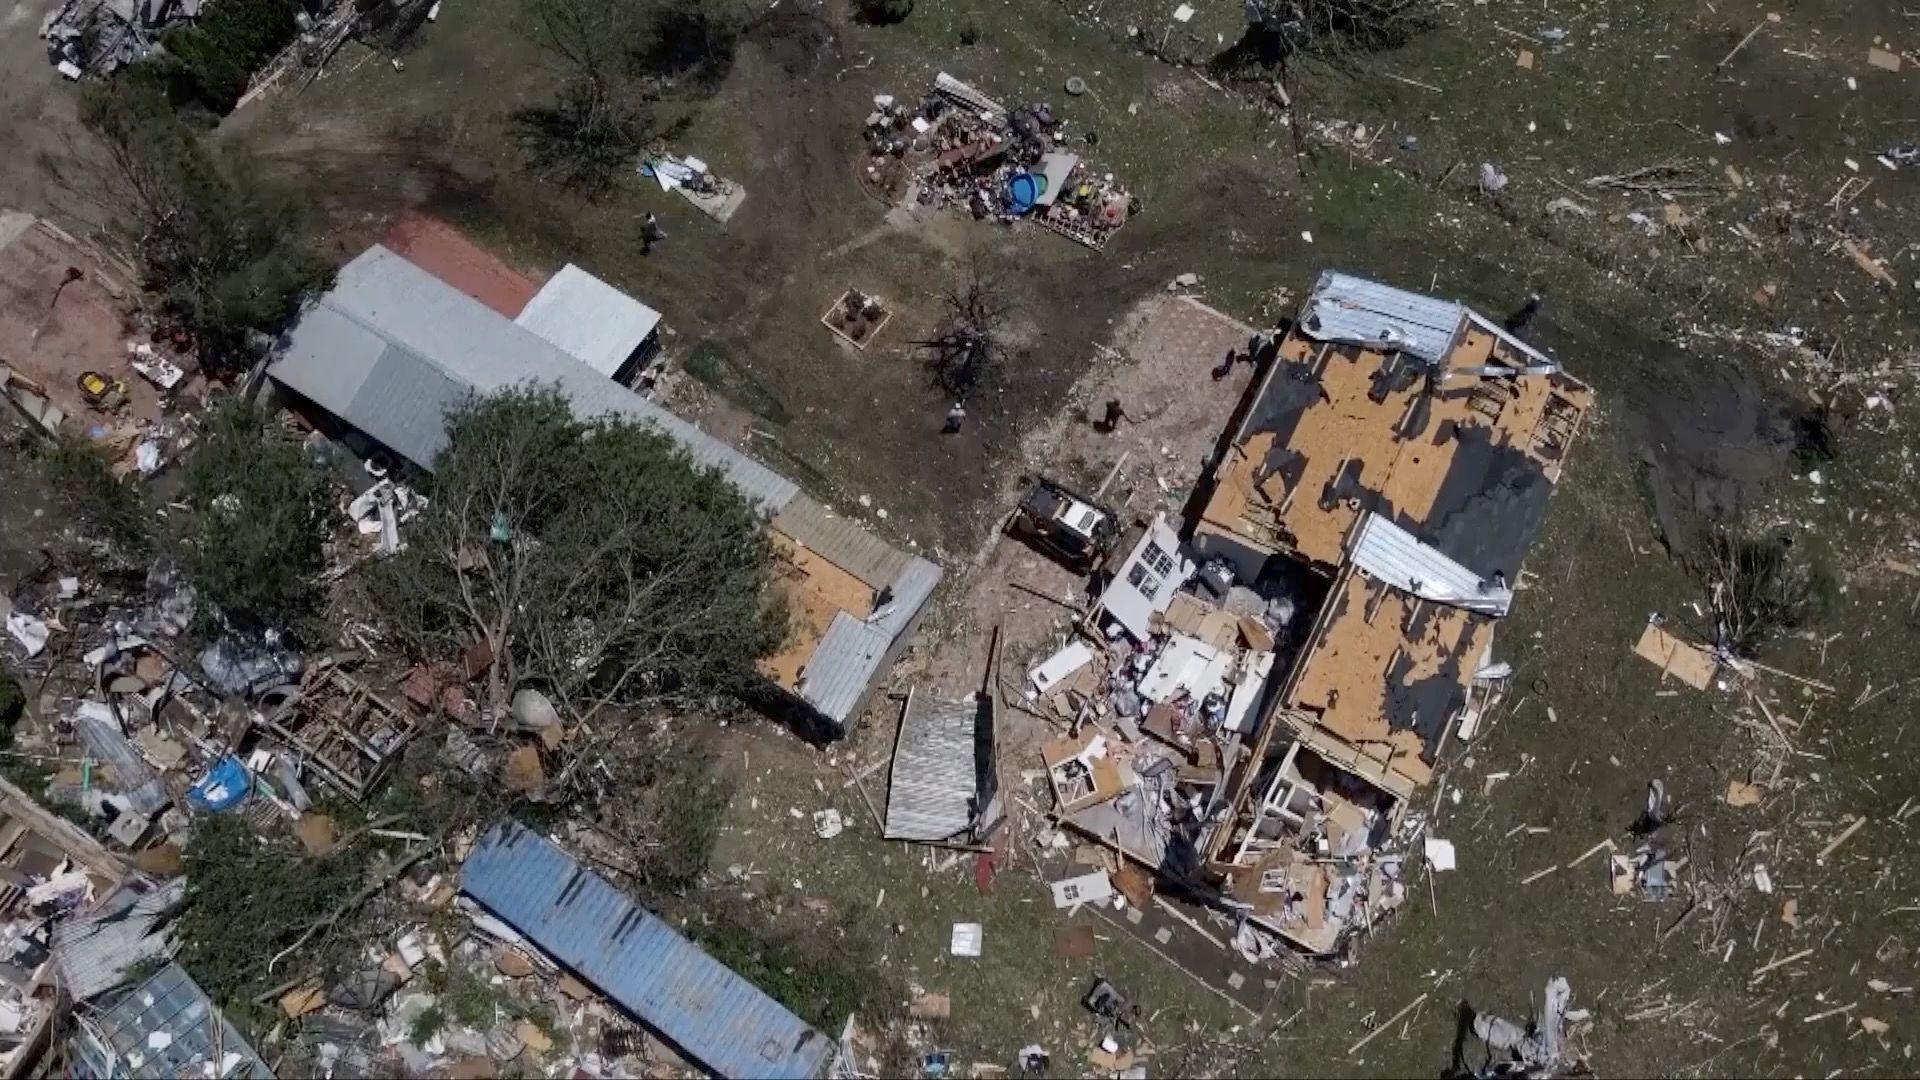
[512,78,651,196]
[1233,0,1438,71]
[917,254,1013,403]
[1694,519,1830,657]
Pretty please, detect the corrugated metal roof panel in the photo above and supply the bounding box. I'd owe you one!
[1298,271,1464,364]
[53,880,184,1002]
[86,962,271,1079]
[461,821,833,1080]
[264,302,387,414]
[884,694,981,841]
[770,495,911,589]
[1349,512,1511,615]
[798,613,887,723]
[344,345,472,469]
[798,556,942,723]
[74,711,168,816]
[269,246,798,509]
[514,264,663,379]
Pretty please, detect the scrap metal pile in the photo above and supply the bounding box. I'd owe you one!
[862,73,1136,250]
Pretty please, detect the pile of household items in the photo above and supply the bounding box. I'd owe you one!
[862,73,1136,250]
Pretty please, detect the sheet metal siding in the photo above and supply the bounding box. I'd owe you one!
[514,264,663,379]
[770,495,911,589]
[463,822,832,1080]
[1299,271,1463,364]
[74,713,168,815]
[800,556,941,723]
[1349,512,1510,615]
[884,696,978,841]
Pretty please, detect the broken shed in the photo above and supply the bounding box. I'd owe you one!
[461,821,835,1079]
[883,690,998,844]
[268,245,939,737]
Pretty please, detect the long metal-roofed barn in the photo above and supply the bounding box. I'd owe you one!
[460,820,835,1079]
[267,245,940,735]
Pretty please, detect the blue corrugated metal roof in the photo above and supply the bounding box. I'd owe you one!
[461,821,834,1079]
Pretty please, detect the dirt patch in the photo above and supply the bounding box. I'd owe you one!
[381,211,543,316]
[0,215,182,437]
[915,294,1262,745]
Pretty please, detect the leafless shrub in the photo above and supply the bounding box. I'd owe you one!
[917,254,1012,402]
[1228,0,1439,73]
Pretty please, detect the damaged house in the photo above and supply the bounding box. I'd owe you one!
[1037,272,1590,956]
[266,245,940,739]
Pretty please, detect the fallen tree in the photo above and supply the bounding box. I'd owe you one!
[364,388,786,727]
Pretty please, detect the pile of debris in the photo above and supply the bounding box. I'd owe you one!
[862,73,1137,250]
[638,153,747,224]
[1014,509,1419,959]
[40,0,200,79]
[272,890,672,1077]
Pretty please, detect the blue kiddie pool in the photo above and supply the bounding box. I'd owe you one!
[1006,172,1045,213]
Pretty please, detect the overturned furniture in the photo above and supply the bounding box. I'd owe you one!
[254,664,423,801]
[883,690,1000,846]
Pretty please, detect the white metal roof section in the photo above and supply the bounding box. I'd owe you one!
[1297,271,1464,364]
[1349,512,1513,616]
[1299,270,1563,375]
[514,264,663,379]
[884,693,983,842]
[1097,513,1193,642]
[799,555,942,723]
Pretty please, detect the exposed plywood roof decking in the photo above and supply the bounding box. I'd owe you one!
[758,530,878,692]
[1201,273,1591,889]
[1196,274,1591,583]
[1280,564,1491,796]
